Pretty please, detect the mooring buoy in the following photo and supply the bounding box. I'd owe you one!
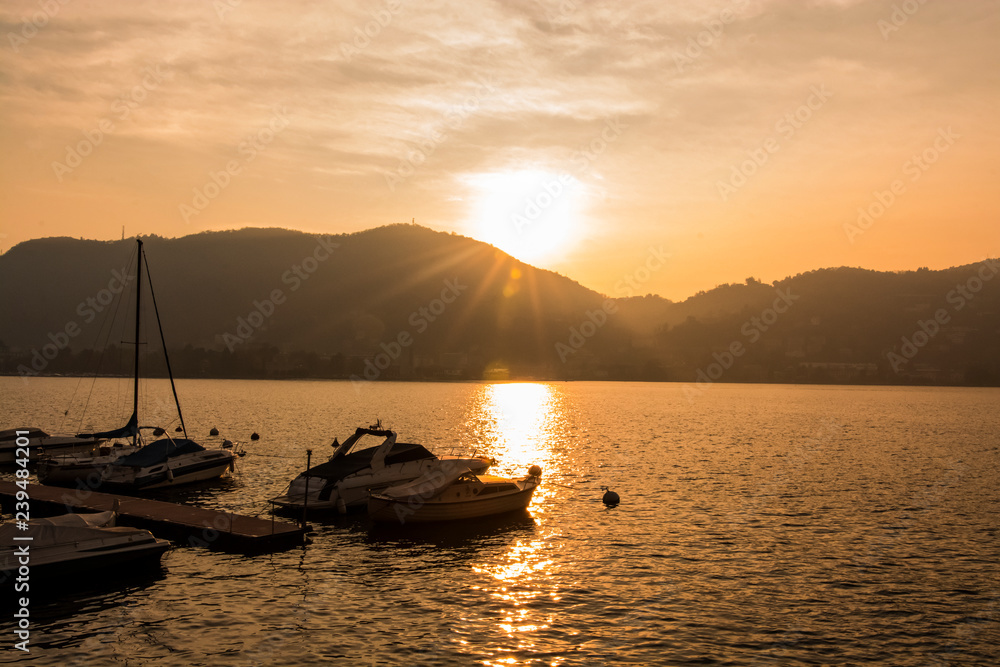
[250,432,260,441]
[601,486,620,506]
[209,427,219,436]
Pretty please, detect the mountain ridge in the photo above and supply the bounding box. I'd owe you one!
[1,225,997,385]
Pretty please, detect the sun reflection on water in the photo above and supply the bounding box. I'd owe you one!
[469,383,560,472]
[463,383,572,663]
[472,535,560,663]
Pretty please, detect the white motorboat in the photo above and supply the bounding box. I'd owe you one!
[36,441,141,487]
[0,511,170,581]
[269,426,494,515]
[0,427,100,464]
[368,465,542,524]
[68,239,234,493]
[99,437,234,490]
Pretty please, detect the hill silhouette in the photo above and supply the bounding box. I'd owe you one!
[1,226,997,385]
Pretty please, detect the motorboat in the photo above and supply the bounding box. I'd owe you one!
[36,441,141,487]
[269,426,494,515]
[99,437,234,490]
[368,465,542,524]
[0,427,100,465]
[66,239,234,493]
[39,438,245,489]
[0,511,170,581]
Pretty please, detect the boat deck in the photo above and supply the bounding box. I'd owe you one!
[0,482,304,553]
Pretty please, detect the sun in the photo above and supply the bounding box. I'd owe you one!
[465,169,584,264]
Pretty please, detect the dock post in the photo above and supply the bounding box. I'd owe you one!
[301,449,312,530]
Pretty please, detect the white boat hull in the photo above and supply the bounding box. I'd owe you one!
[1,531,169,581]
[271,456,492,514]
[37,446,140,486]
[368,484,537,524]
[141,459,234,489]
[0,432,100,464]
[101,451,234,490]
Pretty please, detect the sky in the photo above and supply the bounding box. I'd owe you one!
[1,0,998,301]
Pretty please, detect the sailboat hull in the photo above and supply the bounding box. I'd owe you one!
[101,451,235,490]
[0,429,100,464]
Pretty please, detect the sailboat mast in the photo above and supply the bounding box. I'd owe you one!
[142,249,187,438]
[133,239,143,447]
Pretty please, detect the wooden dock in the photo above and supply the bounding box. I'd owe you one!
[0,482,305,553]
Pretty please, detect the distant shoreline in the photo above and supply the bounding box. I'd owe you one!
[3,373,997,389]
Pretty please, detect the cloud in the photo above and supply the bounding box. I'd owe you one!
[1,0,998,299]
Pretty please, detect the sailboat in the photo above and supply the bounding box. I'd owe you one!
[0,427,100,464]
[43,239,235,491]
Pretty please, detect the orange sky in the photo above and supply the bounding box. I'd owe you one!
[1,0,998,301]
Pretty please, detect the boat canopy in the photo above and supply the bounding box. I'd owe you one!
[77,411,138,440]
[33,511,116,528]
[304,442,435,481]
[380,465,473,500]
[113,438,205,467]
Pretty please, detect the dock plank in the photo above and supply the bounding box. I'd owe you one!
[0,482,304,553]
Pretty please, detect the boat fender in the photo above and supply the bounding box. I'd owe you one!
[228,459,235,472]
[336,498,347,515]
[167,468,174,482]
[601,486,620,506]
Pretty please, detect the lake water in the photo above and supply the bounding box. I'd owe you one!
[2,378,999,665]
